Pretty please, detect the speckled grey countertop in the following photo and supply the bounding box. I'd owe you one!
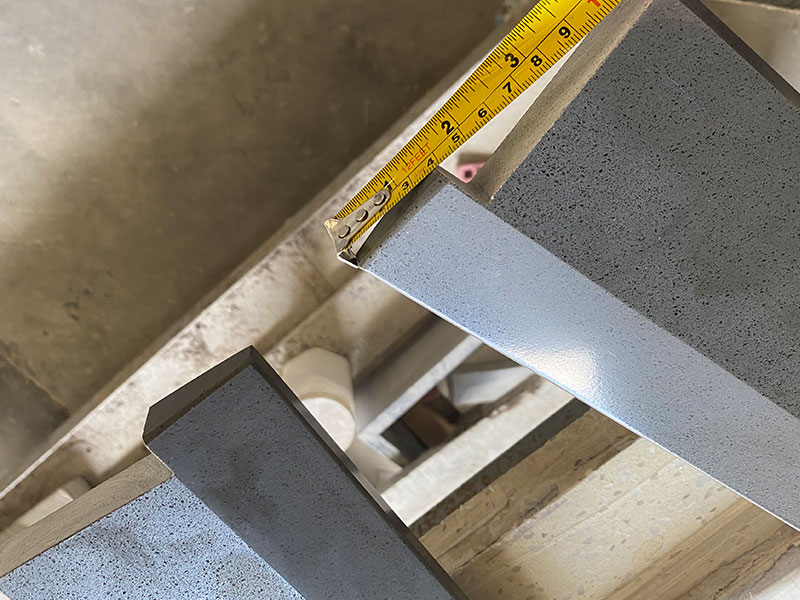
[0,477,304,600]
[361,0,800,527]
[488,0,800,421]
[145,348,465,600]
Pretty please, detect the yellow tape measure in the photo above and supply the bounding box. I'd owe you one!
[325,0,619,263]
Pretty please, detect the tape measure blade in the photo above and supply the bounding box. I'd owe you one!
[327,0,621,256]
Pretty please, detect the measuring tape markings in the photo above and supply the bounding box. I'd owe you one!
[327,0,619,259]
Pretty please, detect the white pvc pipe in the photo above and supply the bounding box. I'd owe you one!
[281,347,356,451]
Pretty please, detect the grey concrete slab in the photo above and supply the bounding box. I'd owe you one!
[144,347,466,600]
[0,477,304,600]
[360,0,800,528]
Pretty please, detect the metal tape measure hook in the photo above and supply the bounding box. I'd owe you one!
[325,187,392,262]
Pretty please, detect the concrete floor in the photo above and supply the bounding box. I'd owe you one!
[0,0,502,479]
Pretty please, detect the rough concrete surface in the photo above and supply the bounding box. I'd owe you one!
[361,0,800,527]
[264,271,429,377]
[0,355,66,482]
[0,0,501,476]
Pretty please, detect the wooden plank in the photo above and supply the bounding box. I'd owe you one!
[606,499,799,599]
[421,406,798,600]
[0,454,171,577]
[443,443,746,598]
[420,409,636,574]
[422,405,800,600]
